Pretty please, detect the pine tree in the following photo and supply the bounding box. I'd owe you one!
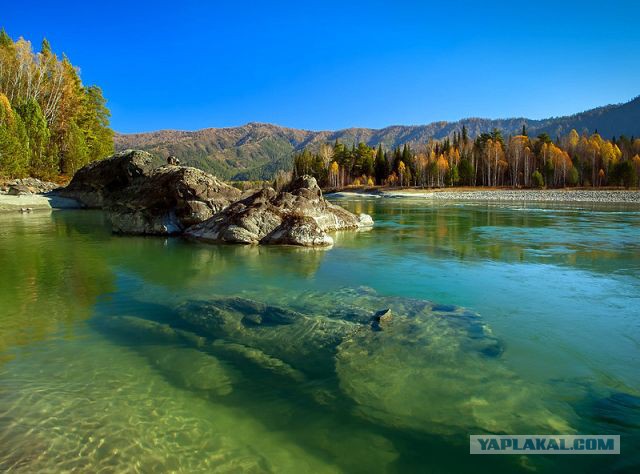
[0,28,11,48]
[41,38,51,55]
[374,144,389,184]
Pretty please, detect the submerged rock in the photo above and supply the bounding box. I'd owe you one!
[176,296,359,377]
[329,299,571,434]
[101,288,575,436]
[370,308,392,331]
[247,288,575,435]
[145,346,235,396]
[185,175,373,246]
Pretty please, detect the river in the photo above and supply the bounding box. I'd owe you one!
[0,197,638,473]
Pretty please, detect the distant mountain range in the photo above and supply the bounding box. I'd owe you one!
[115,95,640,180]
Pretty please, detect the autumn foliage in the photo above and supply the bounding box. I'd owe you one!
[293,125,640,189]
[0,29,113,180]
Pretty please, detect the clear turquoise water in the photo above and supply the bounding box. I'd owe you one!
[0,198,638,473]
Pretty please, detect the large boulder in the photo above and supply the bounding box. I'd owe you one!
[57,150,156,207]
[57,150,242,235]
[107,165,241,235]
[185,175,373,246]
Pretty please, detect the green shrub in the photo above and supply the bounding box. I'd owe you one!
[531,170,544,189]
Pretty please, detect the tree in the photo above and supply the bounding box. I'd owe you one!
[611,160,637,188]
[397,161,406,187]
[532,170,544,188]
[458,158,474,186]
[507,135,529,187]
[0,28,11,48]
[16,98,56,178]
[374,144,389,184]
[77,85,114,163]
[436,154,449,187]
[328,161,339,188]
[0,31,113,179]
[0,93,29,177]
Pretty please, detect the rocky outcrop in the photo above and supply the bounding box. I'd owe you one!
[57,152,370,241]
[107,165,241,235]
[185,175,373,246]
[57,150,156,207]
[56,150,241,234]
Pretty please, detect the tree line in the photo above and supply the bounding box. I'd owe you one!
[293,126,640,189]
[0,29,113,180]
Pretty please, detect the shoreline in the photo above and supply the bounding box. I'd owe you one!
[327,188,640,204]
[0,193,83,213]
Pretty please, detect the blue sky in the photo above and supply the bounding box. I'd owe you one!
[3,1,639,133]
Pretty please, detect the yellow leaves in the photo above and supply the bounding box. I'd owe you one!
[0,92,14,126]
[613,144,622,161]
[329,161,339,174]
[568,129,580,148]
[398,161,406,174]
[416,152,429,168]
[447,148,460,165]
[436,154,449,172]
[588,134,602,154]
[367,177,374,186]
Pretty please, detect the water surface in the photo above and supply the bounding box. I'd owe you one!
[0,198,638,473]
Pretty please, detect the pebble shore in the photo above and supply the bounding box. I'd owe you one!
[332,189,640,204]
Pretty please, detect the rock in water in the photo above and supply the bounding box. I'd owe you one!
[107,165,241,234]
[332,299,574,435]
[370,308,392,330]
[185,175,374,246]
[176,296,360,377]
[145,346,235,396]
[256,288,575,435]
[57,149,156,207]
[56,149,241,234]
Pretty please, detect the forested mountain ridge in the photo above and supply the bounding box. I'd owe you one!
[115,96,640,180]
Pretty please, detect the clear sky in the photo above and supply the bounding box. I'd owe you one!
[3,1,639,133]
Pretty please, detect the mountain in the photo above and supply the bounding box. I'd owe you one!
[114,96,640,180]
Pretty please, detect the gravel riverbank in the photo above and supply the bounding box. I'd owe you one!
[330,189,640,204]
